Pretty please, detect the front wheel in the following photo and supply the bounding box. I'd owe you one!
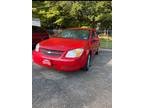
[95,48,99,55]
[83,54,91,71]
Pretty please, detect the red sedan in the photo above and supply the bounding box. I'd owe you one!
[33,28,100,72]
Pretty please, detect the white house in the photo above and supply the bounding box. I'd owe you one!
[32,18,41,27]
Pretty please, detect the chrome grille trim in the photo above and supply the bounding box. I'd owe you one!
[40,48,64,57]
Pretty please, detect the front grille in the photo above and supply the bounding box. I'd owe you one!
[40,48,64,57]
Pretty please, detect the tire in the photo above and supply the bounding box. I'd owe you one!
[83,54,91,71]
[95,48,99,55]
[32,45,35,50]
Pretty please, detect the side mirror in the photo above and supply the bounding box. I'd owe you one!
[92,38,98,42]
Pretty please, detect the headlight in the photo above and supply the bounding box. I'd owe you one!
[35,43,40,52]
[65,48,84,58]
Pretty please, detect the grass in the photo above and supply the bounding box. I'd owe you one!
[99,35,112,49]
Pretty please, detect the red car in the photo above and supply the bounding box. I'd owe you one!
[33,28,100,71]
[32,26,49,50]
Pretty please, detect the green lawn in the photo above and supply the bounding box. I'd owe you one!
[99,36,112,49]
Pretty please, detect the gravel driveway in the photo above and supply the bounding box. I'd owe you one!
[32,49,112,108]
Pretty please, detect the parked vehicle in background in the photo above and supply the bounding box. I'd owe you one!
[32,26,49,50]
[33,27,100,72]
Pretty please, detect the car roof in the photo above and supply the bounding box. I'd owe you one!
[64,27,96,31]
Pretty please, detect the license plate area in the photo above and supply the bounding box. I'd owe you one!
[42,59,51,66]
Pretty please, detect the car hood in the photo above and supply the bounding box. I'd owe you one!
[39,38,88,51]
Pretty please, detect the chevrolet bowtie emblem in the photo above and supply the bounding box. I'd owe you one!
[47,51,52,54]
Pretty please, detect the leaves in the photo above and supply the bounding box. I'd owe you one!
[32,1,112,29]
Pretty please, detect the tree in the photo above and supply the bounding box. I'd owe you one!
[32,1,112,30]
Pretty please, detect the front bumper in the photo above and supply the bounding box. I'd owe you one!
[32,51,87,72]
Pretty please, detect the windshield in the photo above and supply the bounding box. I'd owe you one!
[55,29,89,40]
